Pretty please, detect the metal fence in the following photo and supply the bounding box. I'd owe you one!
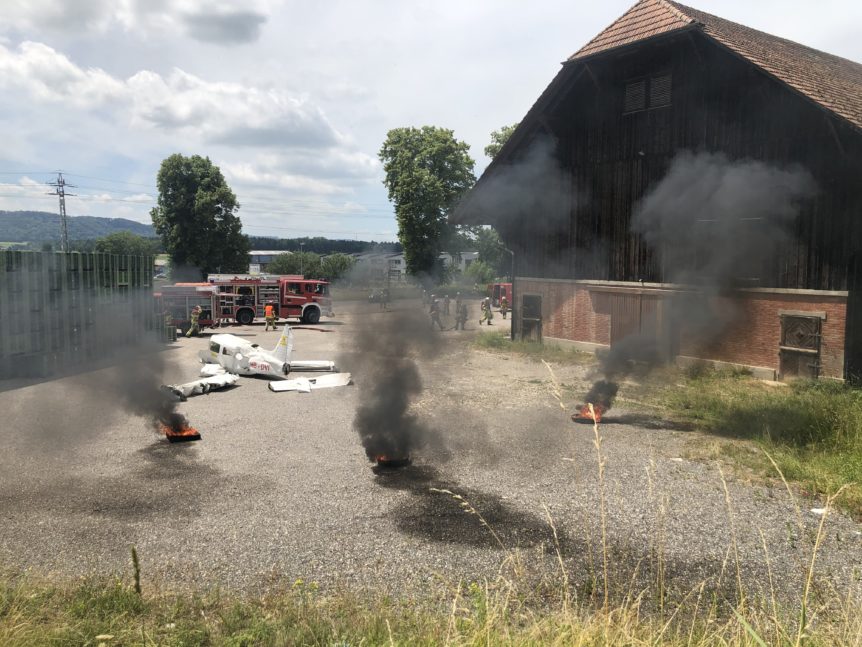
[0,250,155,380]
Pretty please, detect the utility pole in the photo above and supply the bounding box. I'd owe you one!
[299,242,305,276]
[46,172,76,252]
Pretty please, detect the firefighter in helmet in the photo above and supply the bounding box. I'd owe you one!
[480,297,493,325]
[455,300,468,330]
[186,305,202,337]
[429,298,445,330]
[500,294,509,320]
[264,301,276,331]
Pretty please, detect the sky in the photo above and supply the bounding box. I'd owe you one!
[0,0,860,242]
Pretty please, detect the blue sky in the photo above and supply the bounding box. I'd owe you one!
[0,0,859,241]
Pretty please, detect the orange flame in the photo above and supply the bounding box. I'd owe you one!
[160,423,201,441]
[578,403,605,423]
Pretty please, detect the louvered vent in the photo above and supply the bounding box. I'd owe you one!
[623,80,647,114]
[650,74,672,108]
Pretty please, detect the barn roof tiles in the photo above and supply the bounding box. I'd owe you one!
[569,0,862,131]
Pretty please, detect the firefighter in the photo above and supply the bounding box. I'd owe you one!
[382,287,390,311]
[430,298,445,330]
[455,301,468,330]
[443,294,450,315]
[264,301,276,331]
[185,305,202,337]
[455,291,462,313]
[480,297,493,325]
[500,294,509,320]
[164,309,176,342]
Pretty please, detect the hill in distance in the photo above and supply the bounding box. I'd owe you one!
[0,210,155,242]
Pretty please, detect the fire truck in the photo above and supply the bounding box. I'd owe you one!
[207,274,333,325]
[156,283,217,335]
[487,282,513,308]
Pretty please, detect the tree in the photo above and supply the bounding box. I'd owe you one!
[475,227,508,277]
[266,252,323,278]
[465,259,496,286]
[379,126,475,280]
[94,231,159,256]
[484,123,520,161]
[150,154,250,278]
[321,253,356,281]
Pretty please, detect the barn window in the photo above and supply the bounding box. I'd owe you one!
[623,73,672,114]
[623,80,647,113]
[649,73,672,108]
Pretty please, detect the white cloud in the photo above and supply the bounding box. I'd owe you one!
[0,0,276,45]
[0,42,344,149]
[0,42,125,108]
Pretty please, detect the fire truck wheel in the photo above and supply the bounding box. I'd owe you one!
[236,309,254,326]
[303,307,320,324]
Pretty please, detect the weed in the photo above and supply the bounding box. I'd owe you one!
[474,331,594,365]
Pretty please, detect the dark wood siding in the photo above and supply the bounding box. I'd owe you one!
[502,31,862,292]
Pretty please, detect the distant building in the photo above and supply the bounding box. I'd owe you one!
[352,252,407,284]
[439,251,479,274]
[248,250,290,274]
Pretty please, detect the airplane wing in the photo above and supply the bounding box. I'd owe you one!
[268,372,352,393]
[162,371,240,401]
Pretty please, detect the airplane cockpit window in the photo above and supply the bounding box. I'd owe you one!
[222,347,231,355]
[209,342,220,354]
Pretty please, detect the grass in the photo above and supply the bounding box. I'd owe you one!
[633,368,862,516]
[2,540,859,646]
[474,330,593,365]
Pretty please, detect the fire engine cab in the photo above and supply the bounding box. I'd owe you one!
[207,274,334,325]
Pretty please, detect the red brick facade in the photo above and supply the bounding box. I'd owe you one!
[517,278,848,380]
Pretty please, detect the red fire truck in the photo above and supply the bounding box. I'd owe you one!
[207,274,333,325]
[487,282,513,308]
[156,283,217,335]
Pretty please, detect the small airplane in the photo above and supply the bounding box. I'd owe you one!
[198,325,336,377]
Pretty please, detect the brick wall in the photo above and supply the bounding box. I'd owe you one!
[515,278,848,379]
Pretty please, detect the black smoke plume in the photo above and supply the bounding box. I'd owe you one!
[466,135,574,235]
[346,309,447,462]
[585,151,816,406]
[582,380,619,412]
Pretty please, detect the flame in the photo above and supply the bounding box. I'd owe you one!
[160,422,201,441]
[375,454,410,465]
[578,403,605,423]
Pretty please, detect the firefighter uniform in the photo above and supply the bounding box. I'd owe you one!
[164,310,177,342]
[455,302,468,330]
[264,303,276,331]
[186,306,201,337]
[443,295,450,315]
[480,298,493,325]
[500,295,509,320]
[430,299,445,330]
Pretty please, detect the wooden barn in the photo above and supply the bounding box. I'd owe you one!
[457,0,862,382]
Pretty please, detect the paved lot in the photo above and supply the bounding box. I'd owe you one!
[1,299,860,603]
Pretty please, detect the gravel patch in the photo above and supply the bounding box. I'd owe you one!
[0,300,860,606]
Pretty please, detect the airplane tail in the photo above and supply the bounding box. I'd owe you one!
[272,325,293,363]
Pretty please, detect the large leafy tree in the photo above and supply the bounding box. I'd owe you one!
[94,231,159,257]
[379,126,475,279]
[150,154,250,277]
[266,252,322,278]
[484,123,519,161]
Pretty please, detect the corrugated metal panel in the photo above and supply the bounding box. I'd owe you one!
[0,251,155,380]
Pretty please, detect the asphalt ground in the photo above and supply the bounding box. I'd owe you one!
[1,298,860,605]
